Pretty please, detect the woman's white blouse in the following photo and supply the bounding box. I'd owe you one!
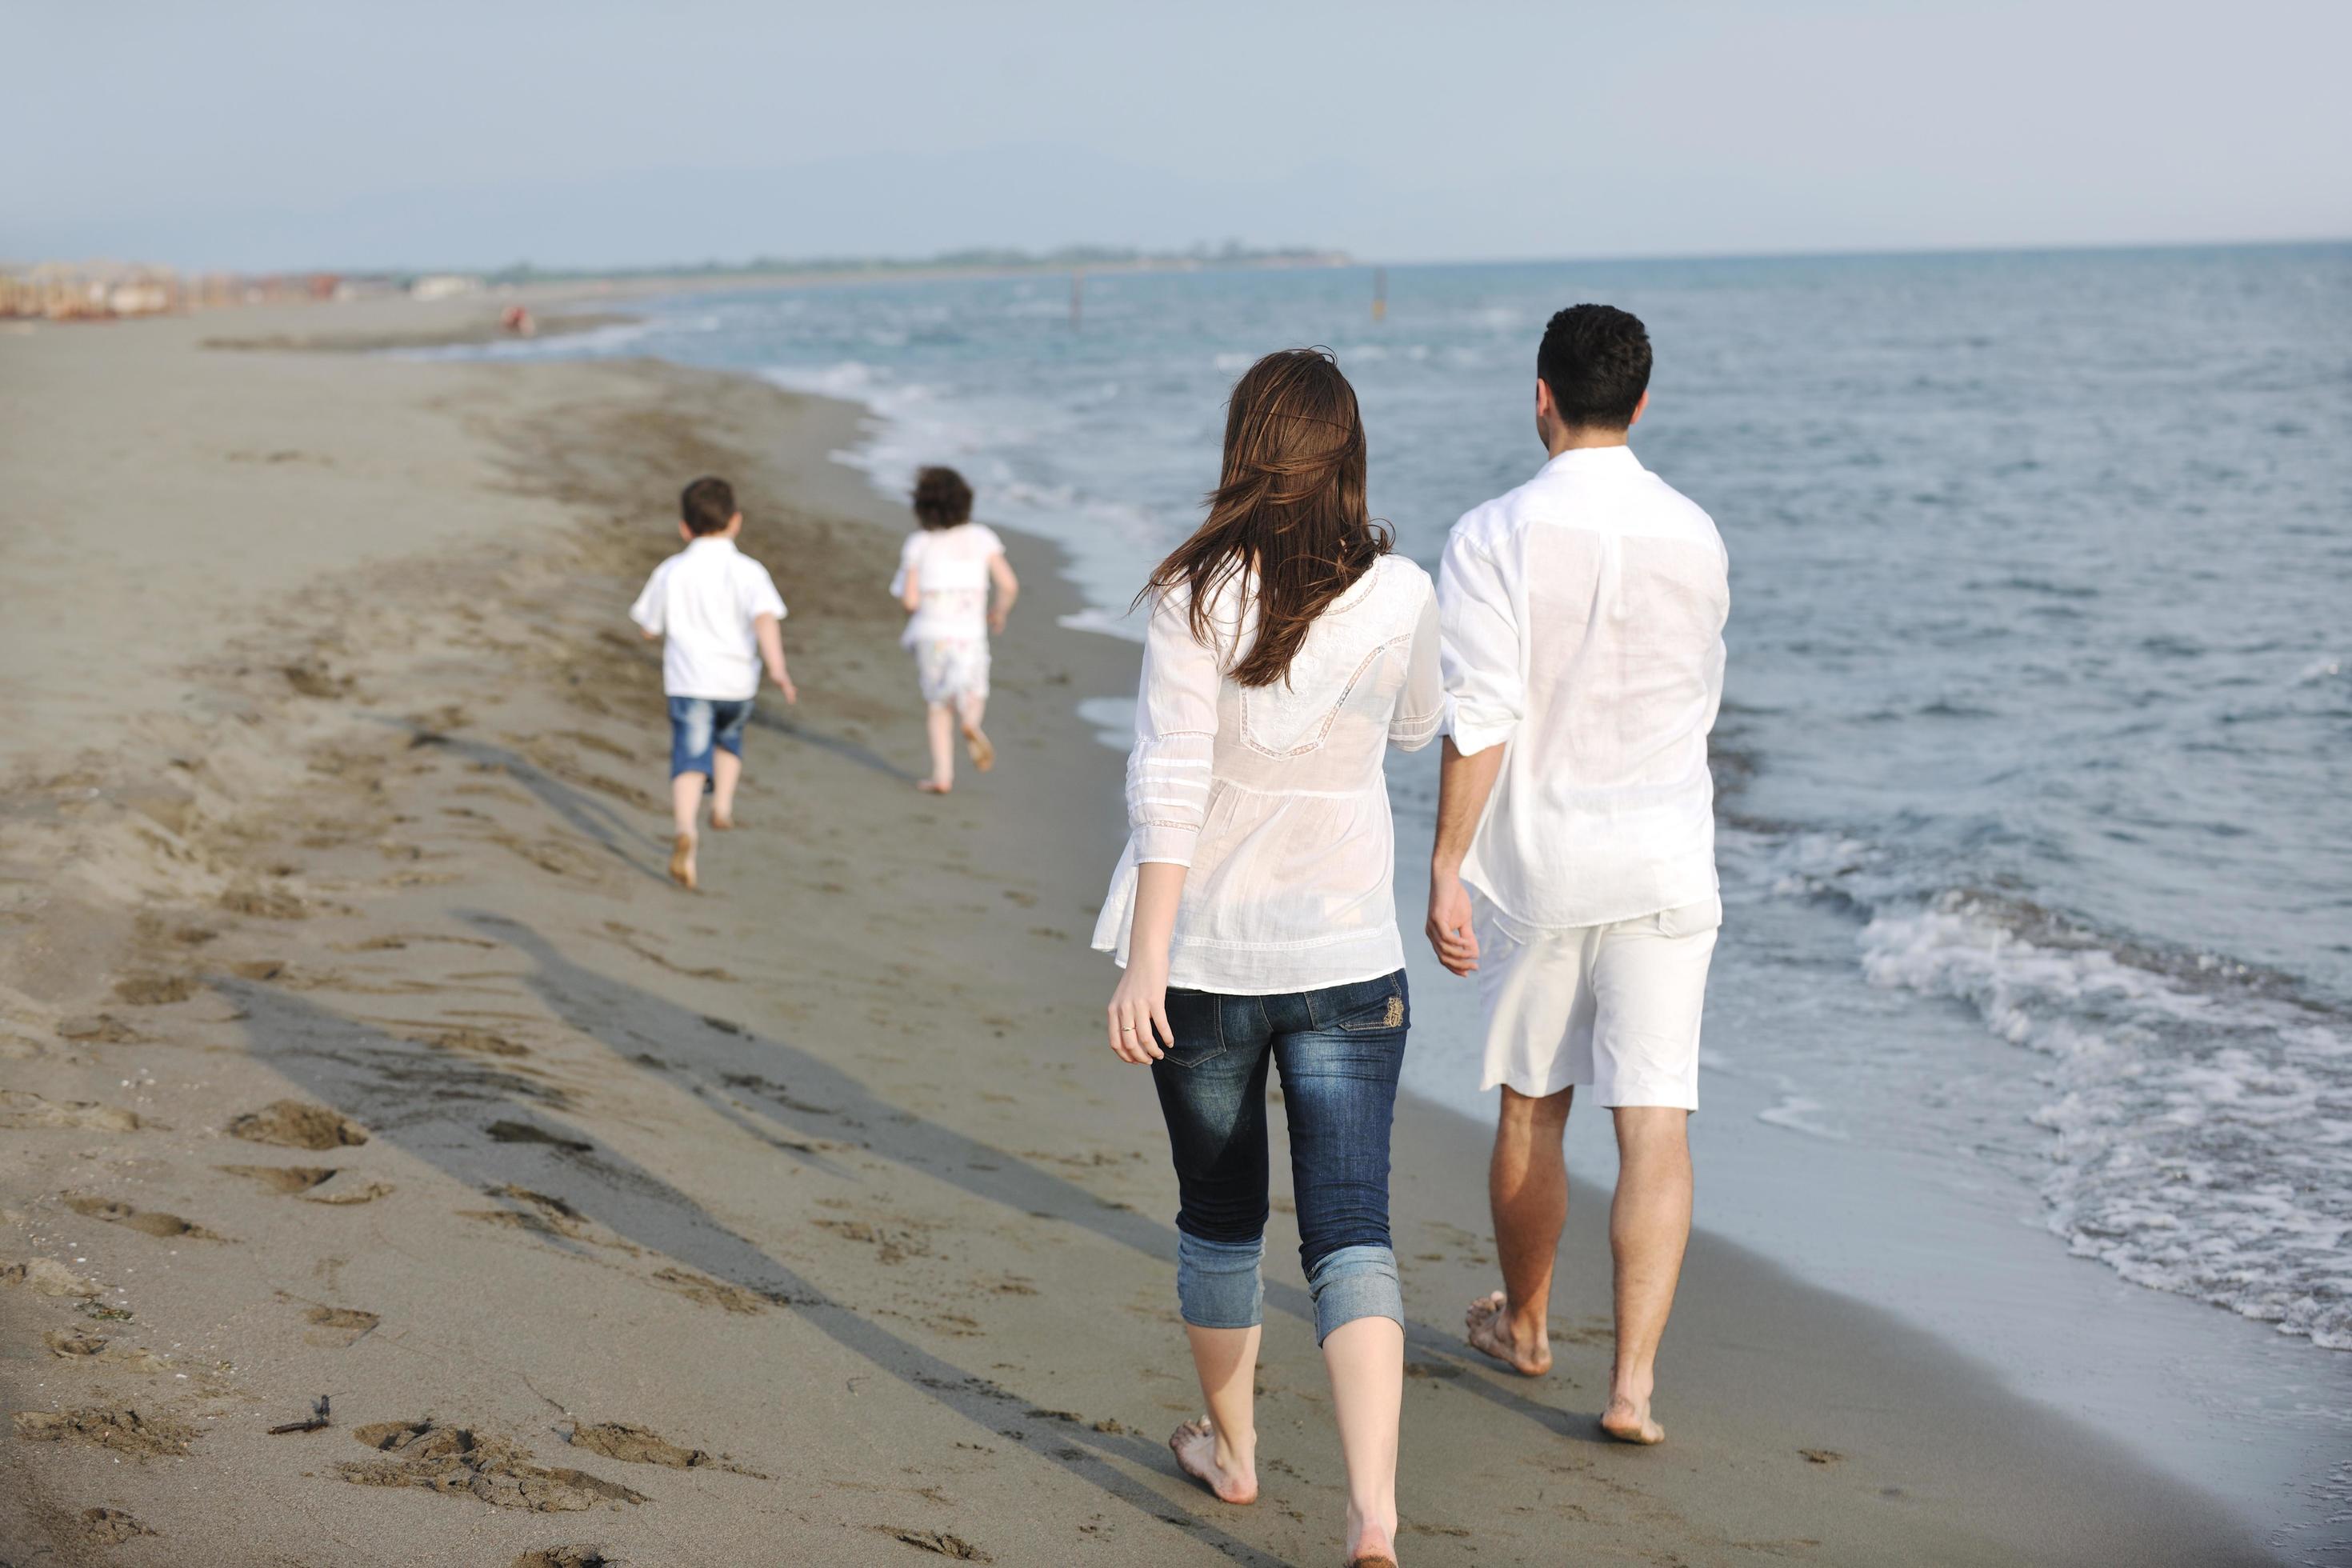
[1092,553,1446,994]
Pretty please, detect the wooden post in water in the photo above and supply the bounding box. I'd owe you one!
[1070,266,1084,330]
[1372,266,1387,323]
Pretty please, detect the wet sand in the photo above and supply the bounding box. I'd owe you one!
[0,299,2282,1565]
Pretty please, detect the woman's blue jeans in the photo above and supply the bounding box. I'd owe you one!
[1150,969,1408,1343]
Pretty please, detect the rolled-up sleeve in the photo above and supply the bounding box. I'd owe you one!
[1388,577,1446,752]
[1437,526,1522,757]
[1127,588,1221,866]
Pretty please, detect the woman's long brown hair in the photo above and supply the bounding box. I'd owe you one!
[1141,347,1390,687]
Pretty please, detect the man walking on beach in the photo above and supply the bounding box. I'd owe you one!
[1425,304,1728,1445]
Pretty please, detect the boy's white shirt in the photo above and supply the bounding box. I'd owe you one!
[630,535,786,700]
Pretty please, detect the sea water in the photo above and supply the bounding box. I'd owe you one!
[453,244,2352,1550]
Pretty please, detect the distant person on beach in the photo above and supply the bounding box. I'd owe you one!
[1094,350,1444,1568]
[629,475,797,890]
[892,466,1018,792]
[1425,304,1729,1446]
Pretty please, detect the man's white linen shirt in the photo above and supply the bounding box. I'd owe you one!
[1438,445,1729,930]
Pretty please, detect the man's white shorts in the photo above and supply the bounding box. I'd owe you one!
[1473,892,1722,1110]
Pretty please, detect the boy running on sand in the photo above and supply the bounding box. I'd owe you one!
[892,466,1018,793]
[630,476,796,889]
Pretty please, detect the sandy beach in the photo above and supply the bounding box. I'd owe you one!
[0,300,2286,1566]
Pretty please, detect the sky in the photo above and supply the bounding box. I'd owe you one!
[10,0,2350,271]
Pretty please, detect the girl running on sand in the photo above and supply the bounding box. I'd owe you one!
[1093,350,1444,1568]
[893,466,1018,793]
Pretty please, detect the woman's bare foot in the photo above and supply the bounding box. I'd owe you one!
[916,778,952,794]
[668,832,698,890]
[1465,1290,1550,1377]
[1346,1502,1400,1566]
[962,724,994,772]
[1169,1418,1257,1505]
[1599,1394,1665,1445]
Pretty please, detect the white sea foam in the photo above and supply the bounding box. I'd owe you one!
[1859,892,2352,1349]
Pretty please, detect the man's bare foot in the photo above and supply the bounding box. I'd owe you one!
[1599,1395,1665,1445]
[962,725,994,772]
[916,778,952,794]
[1346,1502,1400,1567]
[1465,1290,1550,1377]
[1169,1418,1256,1505]
[668,833,698,890]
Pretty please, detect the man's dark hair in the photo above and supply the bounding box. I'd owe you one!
[1537,304,1651,430]
[680,476,737,536]
[911,465,974,530]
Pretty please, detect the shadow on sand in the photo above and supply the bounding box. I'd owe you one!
[220,971,1291,1565]
[462,911,1602,1444]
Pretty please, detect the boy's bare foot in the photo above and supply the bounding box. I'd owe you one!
[1169,1418,1257,1505]
[962,725,994,772]
[668,833,698,890]
[1599,1395,1665,1445]
[1346,1502,1400,1566]
[916,778,952,794]
[709,810,735,831]
[1466,1290,1551,1376]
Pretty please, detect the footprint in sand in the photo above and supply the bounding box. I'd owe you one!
[112,974,198,1006]
[219,884,308,919]
[13,1407,198,1458]
[82,1508,158,1544]
[302,1306,381,1347]
[2,1258,101,1298]
[566,1421,768,1478]
[425,1026,531,1058]
[341,1418,648,1511]
[218,1164,338,1194]
[486,1120,591,1153]
[226,1099,368,1150]
[43,1330,169,1372]
[0,1090,141,1132]
[53,1014,140,1043]
[62,1194,227,1241]
[512,1550,610,1568]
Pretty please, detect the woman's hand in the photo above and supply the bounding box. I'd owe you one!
[1107,960,1174,1064]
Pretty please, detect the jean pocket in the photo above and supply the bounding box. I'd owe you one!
[1314,972,1408,1034]
[1158,986,1227,1068]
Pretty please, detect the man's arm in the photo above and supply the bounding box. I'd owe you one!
[754,612,796,703]
[1426,738,1505,974]
[1425,523,1522,976]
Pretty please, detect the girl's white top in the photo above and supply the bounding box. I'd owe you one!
[1092,552,1446,994]
[891,522,1005,646]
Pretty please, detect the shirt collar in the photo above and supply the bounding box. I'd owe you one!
[685,534,739,553]
[1536,444,1645,479]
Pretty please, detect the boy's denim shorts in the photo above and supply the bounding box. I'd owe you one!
[667,696,752,778]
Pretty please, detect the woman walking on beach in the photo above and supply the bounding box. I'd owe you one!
[893,465,1018,792]
[1094,349,1444,1567]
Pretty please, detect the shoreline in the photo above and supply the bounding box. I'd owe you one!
[0,303,2292,1564]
